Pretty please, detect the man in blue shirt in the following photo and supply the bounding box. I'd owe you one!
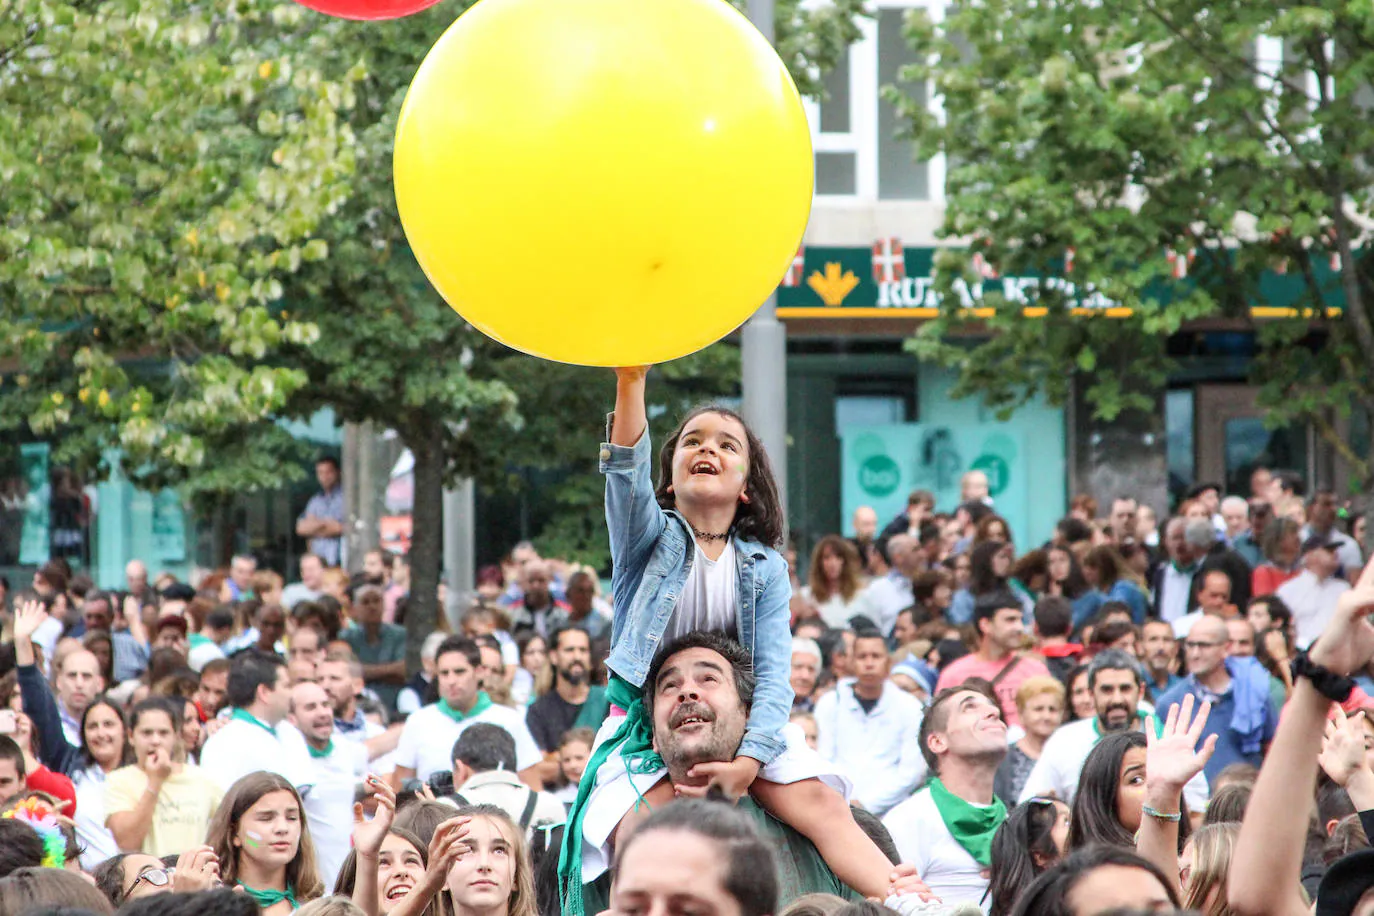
[1157,614,1278,787]
[296,455,345,567]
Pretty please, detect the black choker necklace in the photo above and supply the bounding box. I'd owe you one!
[692,527,731,543]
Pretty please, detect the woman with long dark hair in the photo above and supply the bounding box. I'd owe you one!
[1067,730,1194,854]
[948,541,1030,625]
[1081,546,1149,625]
[1008,846,1182,916]
[987,797,1070,916]
[1046,545,1100,629]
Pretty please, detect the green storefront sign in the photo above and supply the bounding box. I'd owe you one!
[776,245,1346,318]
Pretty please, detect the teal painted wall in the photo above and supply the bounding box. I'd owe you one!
[785,354,1067,556]
[917,365,1067,546]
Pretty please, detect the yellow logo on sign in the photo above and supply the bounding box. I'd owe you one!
[807,262,859,307]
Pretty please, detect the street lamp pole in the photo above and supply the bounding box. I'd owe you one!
[740,0,790,516]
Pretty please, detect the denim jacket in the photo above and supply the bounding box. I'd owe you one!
[600,426,791,766]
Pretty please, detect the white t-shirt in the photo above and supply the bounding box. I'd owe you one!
[279,722,368,889]
[395,702,542,783]
[664,541,737,641]
[882,787,991,912]
[199,715,315,792]
[73,768,118,871]
[1276,571,1351,649]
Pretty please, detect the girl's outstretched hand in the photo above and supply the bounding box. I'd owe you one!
[614,366,650,383]
[678,756,761,801]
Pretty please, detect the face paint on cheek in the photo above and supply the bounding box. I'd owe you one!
[244,831,263,848]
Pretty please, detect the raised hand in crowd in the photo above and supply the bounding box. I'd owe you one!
[123,593,149,643]
[1137,694,1214,899]
[351,775,397,916]
[1230,559,1374,916]
[12,598,48,667]
[1320,707,1374,812]
[386,816,473,916]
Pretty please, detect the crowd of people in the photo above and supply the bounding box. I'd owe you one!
[1,374,1374,916]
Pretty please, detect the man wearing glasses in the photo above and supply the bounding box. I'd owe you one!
[1156,614,1278,787]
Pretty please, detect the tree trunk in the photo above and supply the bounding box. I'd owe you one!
[404,421,445,674]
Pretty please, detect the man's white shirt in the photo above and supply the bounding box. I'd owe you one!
[814,680,926,816]
[882,787,991,912]
[279,722,368,890]
[395,702,541,783]
[200,714,315,792]
[1276,571,1351,649]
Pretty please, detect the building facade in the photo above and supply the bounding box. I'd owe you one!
[780,3,1362,549]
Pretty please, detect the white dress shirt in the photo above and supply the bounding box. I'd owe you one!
[814,680,926,816]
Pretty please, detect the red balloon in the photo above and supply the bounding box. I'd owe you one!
[292,0,444,20]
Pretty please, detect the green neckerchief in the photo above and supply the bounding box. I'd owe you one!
[230,707,277,737]
[1092,713,1162,739]
[437,691,493,723]
[188,633,212,649]
[237,881,297,910]
[307,739,333,759]
[559,676,660,916]
[1170,560,1199,575]
[1009,578,1036,603]
[927,777,1006,866]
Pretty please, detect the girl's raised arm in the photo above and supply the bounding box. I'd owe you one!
[610,367,649,447]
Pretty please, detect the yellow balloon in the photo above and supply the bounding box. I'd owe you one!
[393,0,813,366]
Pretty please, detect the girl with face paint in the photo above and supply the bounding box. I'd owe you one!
[206,771,323,916]
[558,368,920,914]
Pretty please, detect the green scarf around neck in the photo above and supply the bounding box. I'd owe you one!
[437,691,493,722]
[927,777,1006,866]
[307,739,333,759]
[237,881,297,910]
[230,707,277,737]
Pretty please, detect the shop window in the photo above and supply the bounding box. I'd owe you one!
[1166,388,1194,505]
[834,383,916,430]
[0,443,93,570]
[1223,417,1308,497]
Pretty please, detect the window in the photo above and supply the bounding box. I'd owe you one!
[819,46,852,133]
[816,152,858,194]
[877,7,929,199]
